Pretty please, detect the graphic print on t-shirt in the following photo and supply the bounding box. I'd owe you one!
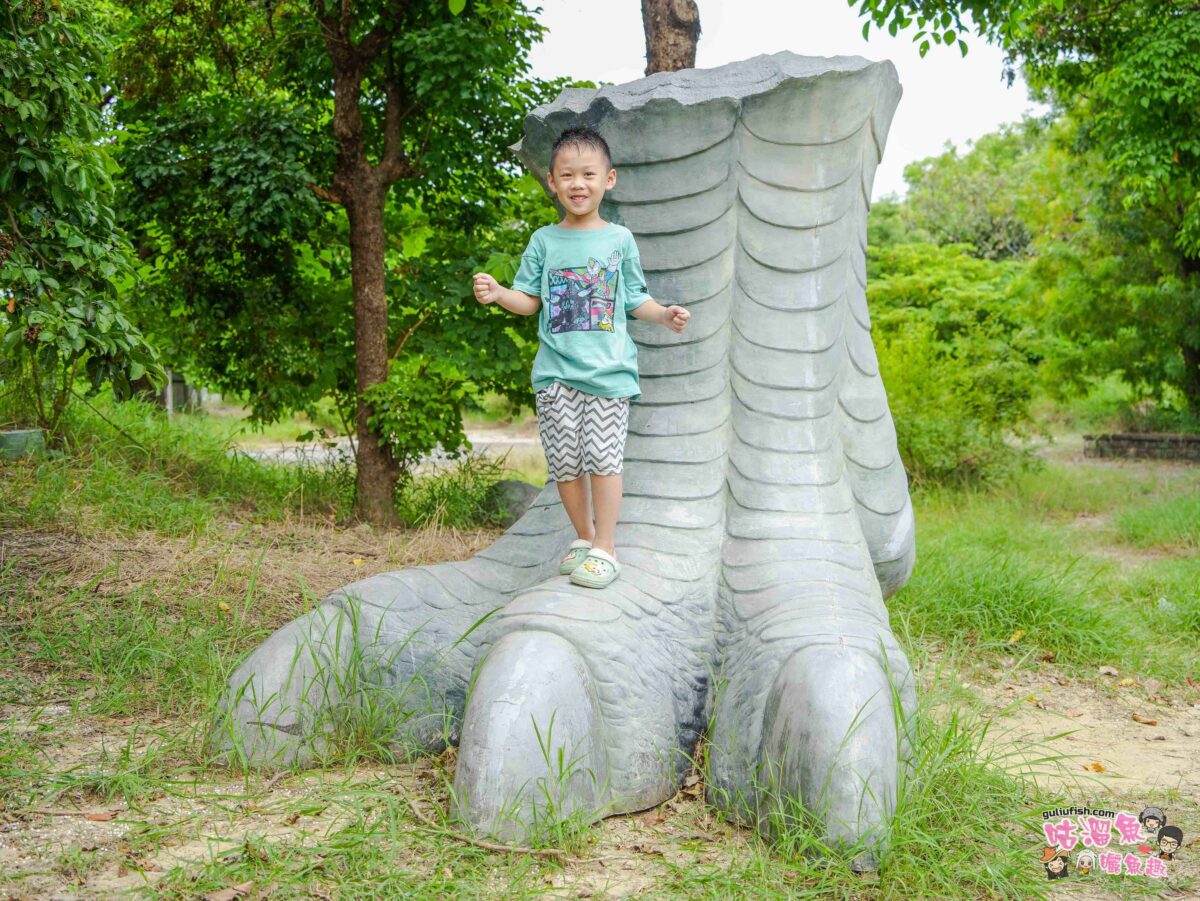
[548,251,621,334]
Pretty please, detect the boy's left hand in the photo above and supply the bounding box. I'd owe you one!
[662,304,690,333]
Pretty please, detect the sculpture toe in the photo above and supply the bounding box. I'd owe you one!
[209,604,354,768]
[453,543,720,842]
[452,630,609,841]
[759,644,903,867]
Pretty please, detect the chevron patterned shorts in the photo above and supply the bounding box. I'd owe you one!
[535,382,630,482]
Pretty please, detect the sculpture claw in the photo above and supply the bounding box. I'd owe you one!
[209,604,354,768]
[452,631,609,842]
[215,54,920,860]
[758,644,905,863]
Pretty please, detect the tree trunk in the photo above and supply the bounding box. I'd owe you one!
[345,181,401,525]
[319,9,412,528]
[641,0,700,75]
[1182,256,1200,413]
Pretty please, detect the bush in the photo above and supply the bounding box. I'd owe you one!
[393,453,509,529]
[869,243,1043,485]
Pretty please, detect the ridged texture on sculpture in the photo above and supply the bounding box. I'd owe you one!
[211,52,916,864]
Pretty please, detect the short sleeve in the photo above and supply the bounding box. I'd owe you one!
[511,233,544,297]
[622,233,652,312]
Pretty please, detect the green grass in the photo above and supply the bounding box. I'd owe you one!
[1116,490,1200,549]
[1,394,354,535]
[892,461,1200,683]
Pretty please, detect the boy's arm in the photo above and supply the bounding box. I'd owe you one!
[631,298,690,333]
[472,273,540,316]
[473,233,543,316]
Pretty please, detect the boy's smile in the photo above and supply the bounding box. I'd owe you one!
[547,145,616,228]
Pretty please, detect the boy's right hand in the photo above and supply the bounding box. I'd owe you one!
[472,273,502,305]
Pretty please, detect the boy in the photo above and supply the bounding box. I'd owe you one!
[472,126,690,589]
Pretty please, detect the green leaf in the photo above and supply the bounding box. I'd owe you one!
[448,0,466,14]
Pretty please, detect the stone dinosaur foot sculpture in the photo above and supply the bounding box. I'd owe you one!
[214,53,918,864]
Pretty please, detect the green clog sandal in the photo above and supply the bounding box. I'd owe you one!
[558,539,592,575]
[569,548,621,589]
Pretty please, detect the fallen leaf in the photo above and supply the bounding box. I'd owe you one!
[683,774,701,787]
[1006,629,1027,644]
[1119,677,1136,687]
[1099,666,1119,677]
[1187,676,1199,689]
[1132,713,1158,726]
[1083,762,1106,772]
[217,602,231,613]
[204,883,254,901]
[641,809,666,826]
[85,810,118,822]
[284,812,300,826]
[5,298,14,313]
[352,558,365,566]
[441,867,452,879]
[1039,651,1056,663]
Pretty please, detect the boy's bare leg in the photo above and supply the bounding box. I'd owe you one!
[589,473,622,557]
[556,476,595,545]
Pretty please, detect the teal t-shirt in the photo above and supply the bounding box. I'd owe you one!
[511,223,653,399]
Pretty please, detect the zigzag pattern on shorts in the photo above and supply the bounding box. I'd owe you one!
[536,383,630,480]
[582,398,628,475]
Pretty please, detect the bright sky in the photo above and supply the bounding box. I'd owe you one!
[526,0,1049,200]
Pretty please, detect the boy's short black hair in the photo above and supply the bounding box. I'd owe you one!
[1159,826,1183,843]
[550,126,612,172]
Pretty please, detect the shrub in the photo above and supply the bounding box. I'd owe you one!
[393,453,509,529]
[869,242,1043,485]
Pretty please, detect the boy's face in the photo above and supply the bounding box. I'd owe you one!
[547,144,616,221]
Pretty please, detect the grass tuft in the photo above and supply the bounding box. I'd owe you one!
[1116,491,1200,550]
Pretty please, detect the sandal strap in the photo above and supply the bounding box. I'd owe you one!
[568,539,593,550]
[585,547,618,567]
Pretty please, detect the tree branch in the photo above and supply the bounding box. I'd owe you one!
[307,182,346,205]
[389,310,429,360]
[378,72,416,184]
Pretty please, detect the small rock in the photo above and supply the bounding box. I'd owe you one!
[490,479,541,527]
[1146,735,1167,742]
[1099,665,1119,677]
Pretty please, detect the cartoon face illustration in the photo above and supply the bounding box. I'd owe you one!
[1075,851,1095,875]
[1139,807,1166,835]
[1158,826,1183,860]
[1040,846,1070,880]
